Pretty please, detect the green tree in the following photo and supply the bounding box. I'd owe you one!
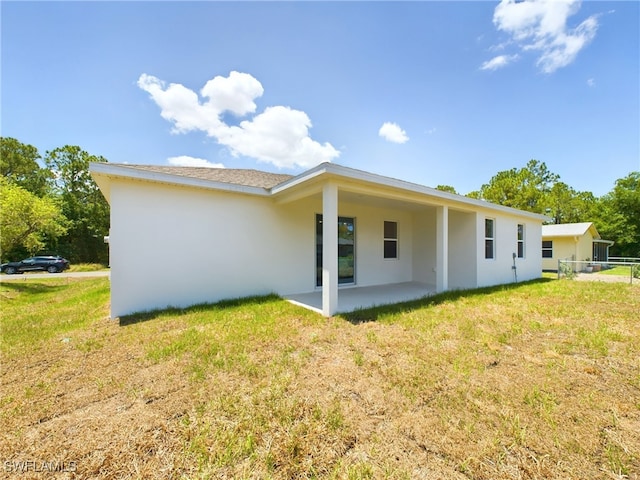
[474,159,559,213]
[435,185,458,194]
[0,178,68,260]
[594,172,640,257]
[471,159,602,226]
[546,182,598,224]
[44,146,110,264]
[0,137,52,196]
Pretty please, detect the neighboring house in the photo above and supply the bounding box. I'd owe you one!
[90,162,549,318]
[541,222,614,272]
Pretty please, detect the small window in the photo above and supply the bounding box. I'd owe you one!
[517,224,525,258]
[542,240,553,258]
[384,221,398,259]
[485,218,495,259]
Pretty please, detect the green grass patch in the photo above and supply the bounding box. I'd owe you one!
[599,264,639,278]
[0,277,110,356]
[1,277,639,479]
[135,294,323,379]
[67,263,109,272]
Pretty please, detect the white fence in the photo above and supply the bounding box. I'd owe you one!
[557,259,639,284]
[609,256,640,263]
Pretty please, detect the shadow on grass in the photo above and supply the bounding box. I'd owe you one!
[119,293,283,326]
[339,278,554,324]
[119,279,556,327]
[0,281,69,295]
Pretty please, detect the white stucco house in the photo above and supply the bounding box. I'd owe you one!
[90,162,549,318]
[541,222,613,272]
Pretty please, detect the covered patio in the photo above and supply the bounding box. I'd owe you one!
[272,176,455,317]
[285,281,437,315]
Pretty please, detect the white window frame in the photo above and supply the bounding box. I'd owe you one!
[542,240,553,259]
[517,224,525,258]
[383,221,398,260]
[485,218,495,260]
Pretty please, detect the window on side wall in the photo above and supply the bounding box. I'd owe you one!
[517,224,525,258]
[384,221,398,259]
[485,218,495,259]
[542,240,553,258]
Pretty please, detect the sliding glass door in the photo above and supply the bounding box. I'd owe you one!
[316,214,355,287]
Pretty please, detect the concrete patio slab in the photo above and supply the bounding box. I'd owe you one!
[285,281,436,315]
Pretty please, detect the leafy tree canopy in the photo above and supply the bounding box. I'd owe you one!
[472,159,558,214]
[470,160,638,257]
[594,172,640,257]
[44,146,110,263]
[0,178,68,259]
[0,137,52,196]
[435,185,458,194]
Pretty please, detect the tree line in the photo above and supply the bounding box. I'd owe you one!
[1,137,638,264]
[437,159,639,258]
[1,137,109,264]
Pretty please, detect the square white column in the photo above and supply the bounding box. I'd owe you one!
[322,183,338,316]
[436,205,449,292]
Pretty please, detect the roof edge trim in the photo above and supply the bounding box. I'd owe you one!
[272,162,550,221]
[89,162,270,196]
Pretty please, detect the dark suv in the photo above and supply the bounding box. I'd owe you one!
[1,256,70,274]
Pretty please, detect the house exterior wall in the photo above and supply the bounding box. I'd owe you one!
[338,200,415,287]
[543,238,572,271]
[448,210,477,289]
[476,212,542,287]
[108,181,425,317]
[576,232,595,264]
[541,232,595,271]
[109,180,314,317]
[411,209,437,285]
[107,177,544,318]
[297,196,418,289]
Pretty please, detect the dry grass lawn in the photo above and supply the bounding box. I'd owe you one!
[1,277,638,479]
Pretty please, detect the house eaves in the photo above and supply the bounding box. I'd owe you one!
[90,162,279,202]
[91,161,551,222]
[272,162,550,222]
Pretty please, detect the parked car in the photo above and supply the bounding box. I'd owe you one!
[1,256,70,274]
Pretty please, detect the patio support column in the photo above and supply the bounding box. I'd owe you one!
[322,182,338,316]
[436,205,449,292]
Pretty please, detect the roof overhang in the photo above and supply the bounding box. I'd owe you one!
[90,162,271,203]
[272,163,550,221]
[542,222,609,241]
[90,161,550,222]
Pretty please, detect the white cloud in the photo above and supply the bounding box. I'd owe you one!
[167,156,225,168]
[378,122,409,144]
[138,71,339,169]
[200,71,263,117]
[484,0,599,74]
[481,54,520,71]
[587,77,595,87]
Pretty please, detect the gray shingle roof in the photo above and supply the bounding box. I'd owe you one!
[116,164,294,189]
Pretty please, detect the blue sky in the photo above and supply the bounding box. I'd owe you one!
[2,1,638,197]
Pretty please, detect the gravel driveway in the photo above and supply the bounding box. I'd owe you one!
[574,272,636,284]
